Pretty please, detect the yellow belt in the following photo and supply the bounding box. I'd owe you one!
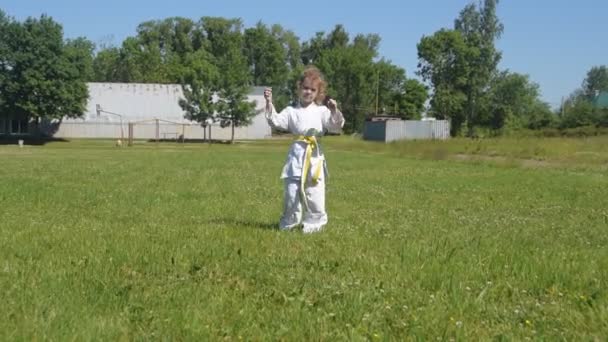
[296,135,323,210]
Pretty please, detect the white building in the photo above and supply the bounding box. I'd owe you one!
[39,83,271,140]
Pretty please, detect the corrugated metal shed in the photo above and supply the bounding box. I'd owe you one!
[40,83,271,140]
[363,118,450,142]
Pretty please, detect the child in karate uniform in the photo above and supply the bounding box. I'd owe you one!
[264,66,345,233]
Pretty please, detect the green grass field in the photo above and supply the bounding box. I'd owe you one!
[1,136,607,340]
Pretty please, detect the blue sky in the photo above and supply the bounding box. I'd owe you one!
[2,0,607,108]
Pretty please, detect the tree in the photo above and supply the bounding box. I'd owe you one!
[373,59,407,114]
[418,0,504,135]
[582,65,608,98]
[0,14,89,128]
[558,66,608,129]
[272,25,304,105]
[417,29,469,133]
[92,47,121,82]
[371,60,428,119]
[199,17,257,142]
[454,0,503,134]
[0,10,12,112]
[179,49,218,140]
[134,17,197,82]
[304,26,382,132]
[560,96,595,129]
[487,71,553,130]
[243,22,291,108]
[94,17,199,84]
[65,37,95,81]
[400,79,429,119]
[560,87,608,129]
[244,22,287,87]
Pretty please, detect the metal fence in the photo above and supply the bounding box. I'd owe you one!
[40,118,271,141]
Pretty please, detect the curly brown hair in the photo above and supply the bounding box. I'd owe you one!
[299,66,327,105]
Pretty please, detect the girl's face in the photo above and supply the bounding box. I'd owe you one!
[299,78,319,106]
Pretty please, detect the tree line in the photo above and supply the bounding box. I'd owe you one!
[1,2,607,137]
[417,0,608,136]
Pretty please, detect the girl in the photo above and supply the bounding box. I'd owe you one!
[264,66,345,233]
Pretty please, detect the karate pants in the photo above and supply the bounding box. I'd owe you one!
[279,177,327,233]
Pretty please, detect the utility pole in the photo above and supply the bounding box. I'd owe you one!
[375,70,380,116]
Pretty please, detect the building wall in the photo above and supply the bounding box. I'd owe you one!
[40,83,271,140]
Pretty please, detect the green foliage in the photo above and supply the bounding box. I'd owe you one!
[65,37,95,81]
[0,10,11,110]
[0,13,89,122]
[79,17,427,134]
[417,29,470,133]
[200,17,256,142]
[582,65,608,98]
[373,59,427,118]
[304,26,393,132]
[557,66,608,129]
[560,96,605,129]
[487,71,554,130]
[92,47,121,82]
[403,79,429,119]
[175,17,257,142]
[179,50,217,128]
[418,0,506,135]
[244,23,288,86]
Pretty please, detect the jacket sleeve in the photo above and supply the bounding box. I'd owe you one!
[322,107,345,134]
[265,104,291,132]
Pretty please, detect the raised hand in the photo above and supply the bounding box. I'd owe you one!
[264,87,272,104]
[326,98,338,113]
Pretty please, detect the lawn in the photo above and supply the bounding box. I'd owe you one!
[1,136,607,340]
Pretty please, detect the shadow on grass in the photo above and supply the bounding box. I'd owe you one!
[0,136,70,146]
[208,218,278,230]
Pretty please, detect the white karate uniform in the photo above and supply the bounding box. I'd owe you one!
[266,102,345,233]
